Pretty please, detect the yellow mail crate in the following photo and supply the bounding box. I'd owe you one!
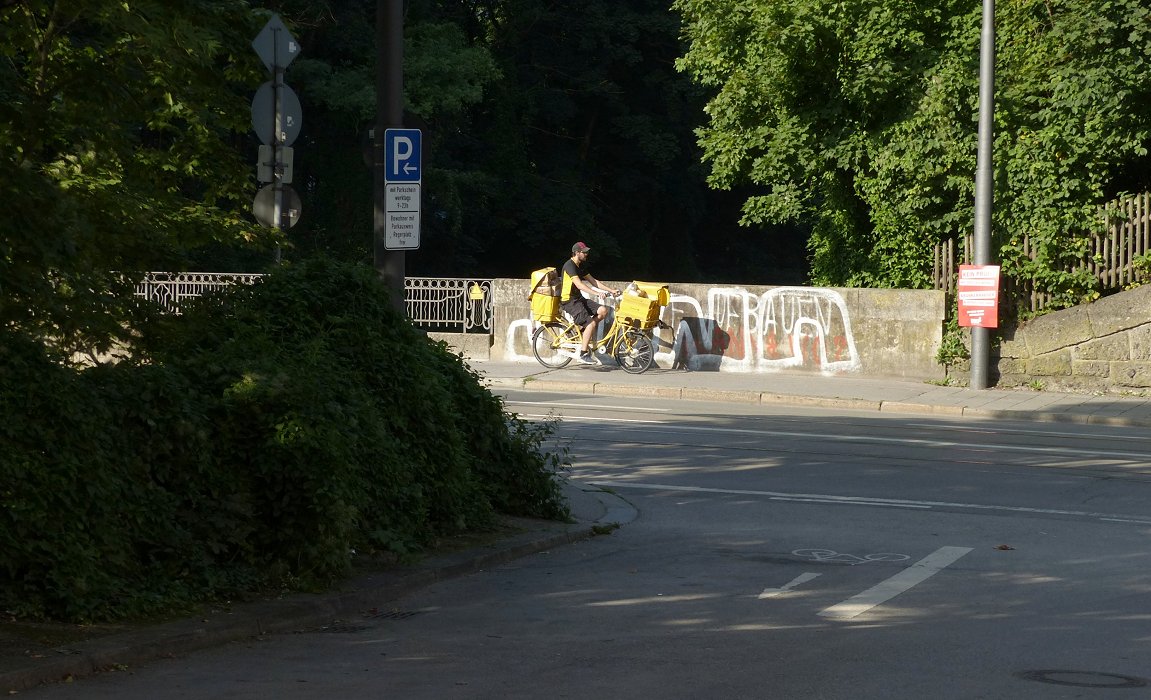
[632,281,670,306]
[531,293,560,322]
[617,293,661,329]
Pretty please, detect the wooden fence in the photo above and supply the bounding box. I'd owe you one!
[932,192,1151,313]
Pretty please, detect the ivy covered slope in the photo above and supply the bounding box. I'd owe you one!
[674,0,1151,308]
[0,260,569,622]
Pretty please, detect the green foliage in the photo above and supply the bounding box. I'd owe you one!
[675,0,1151,306]
[277,0,777,283]
[0,0,271,356]
[0,330,253,621]
[1,259,568,621]
[935,312,970,369]
[1127,253,1151,289]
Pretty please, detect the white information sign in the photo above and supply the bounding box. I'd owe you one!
[386,186,420,250]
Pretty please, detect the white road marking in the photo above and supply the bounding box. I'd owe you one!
[771,496,931,509]
[507,401,672,413]
[792,549,910,566]
[561,421,1151,461]
[759,572,821,599]
[819,546,973,620]
[903,421,1151,445]
[589,480,1151,525]
[518,414,664,424]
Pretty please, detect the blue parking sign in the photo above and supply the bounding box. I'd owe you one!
[384,129,421,182]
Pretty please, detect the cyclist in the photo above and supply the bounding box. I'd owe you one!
[561,242,620,364]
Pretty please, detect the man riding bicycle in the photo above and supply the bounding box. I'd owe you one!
[561,241,620,364]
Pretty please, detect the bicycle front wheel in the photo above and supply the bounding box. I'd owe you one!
[615,329,654,374]
[531,322,574,368]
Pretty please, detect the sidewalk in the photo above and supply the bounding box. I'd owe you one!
[0,482,636,693]
[471,359,1151,428]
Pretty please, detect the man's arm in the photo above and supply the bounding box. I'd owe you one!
[570,274,598,296]
[583,275,619,297]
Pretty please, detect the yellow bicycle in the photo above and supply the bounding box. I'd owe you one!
[527,274,669,374]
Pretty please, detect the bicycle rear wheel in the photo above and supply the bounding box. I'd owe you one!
[615,329,654,374]
[531,322,574,368]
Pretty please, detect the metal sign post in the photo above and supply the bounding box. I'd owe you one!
[251,15,302,259]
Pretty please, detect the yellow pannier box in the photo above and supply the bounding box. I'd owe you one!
[528,267,561,321]
[531,293,560,322]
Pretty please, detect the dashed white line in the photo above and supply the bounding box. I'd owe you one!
[759,572,821,599]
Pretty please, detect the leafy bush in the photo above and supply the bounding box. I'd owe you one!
[0,259,568,621]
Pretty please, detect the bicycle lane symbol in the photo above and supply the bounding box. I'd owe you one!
[758,549,909,599]
[791,548,911,566]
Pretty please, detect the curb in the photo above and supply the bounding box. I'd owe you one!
[497,378,1151,429]
[1,488,639,694]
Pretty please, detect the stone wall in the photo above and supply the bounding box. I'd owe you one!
[492,279,947,380]
[440,277,1151,392]
[989,285,1151,393]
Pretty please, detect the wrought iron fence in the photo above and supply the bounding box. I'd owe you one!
[135,272,494,333]
[405,277,493,333]
[135,272,263,314]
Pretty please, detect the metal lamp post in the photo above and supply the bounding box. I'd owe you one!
[970,0,996,389]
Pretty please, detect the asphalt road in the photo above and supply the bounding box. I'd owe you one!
[27,393,1151,699]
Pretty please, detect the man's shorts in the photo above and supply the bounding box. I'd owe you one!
[562,296,595,328]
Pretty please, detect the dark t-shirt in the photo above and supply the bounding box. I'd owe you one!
[560,259,587,303]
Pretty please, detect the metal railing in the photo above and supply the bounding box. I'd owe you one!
[134,272,263,315]
[134,272,494,333]
[405,277,493,333]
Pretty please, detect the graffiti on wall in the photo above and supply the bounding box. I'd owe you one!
[666,287,859,372]
[505,285,860,373]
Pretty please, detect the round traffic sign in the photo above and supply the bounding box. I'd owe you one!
[251,82,303,146]
[252,184,302,229]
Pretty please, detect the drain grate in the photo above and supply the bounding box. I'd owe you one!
[297,623,371,634]
[365,609,422,620]
[297,609,423,634]
[314,624,370,634]
[1016,670,1149,689]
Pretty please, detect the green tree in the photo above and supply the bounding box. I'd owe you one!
[674,0,1151,308]
[456,0,716,281]
[280,0,793,284]
[0,0,267,356]
[279,0,505,269]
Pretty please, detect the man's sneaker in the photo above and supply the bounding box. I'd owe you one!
[578,351,597,365]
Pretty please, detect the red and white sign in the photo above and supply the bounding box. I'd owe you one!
[957,264,1000,328]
